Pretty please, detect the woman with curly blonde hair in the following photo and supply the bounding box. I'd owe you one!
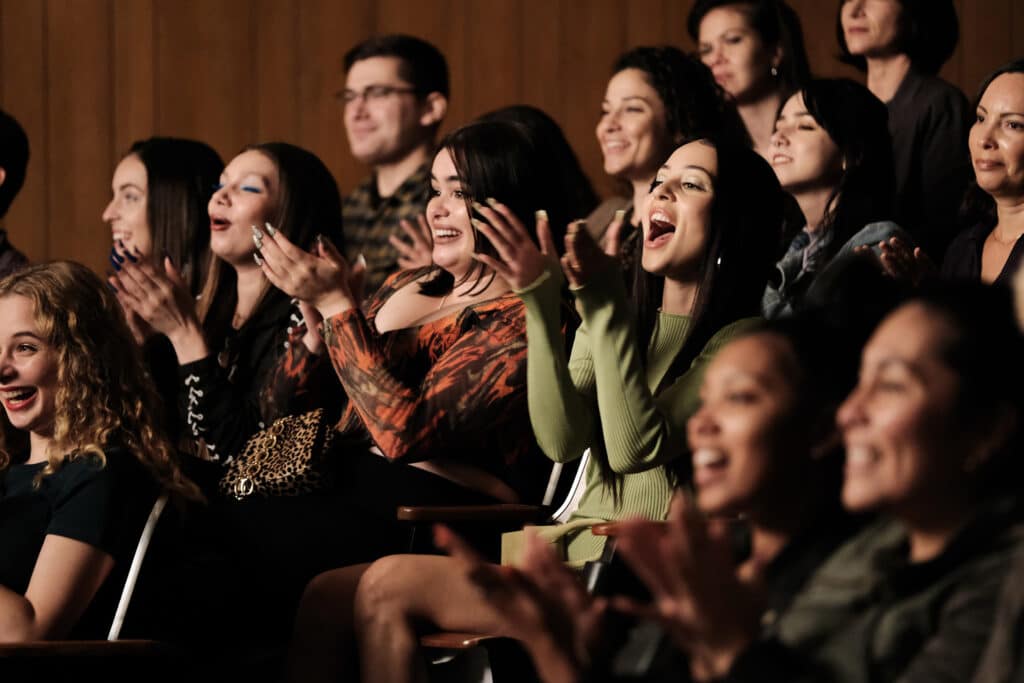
[0,261,200,641]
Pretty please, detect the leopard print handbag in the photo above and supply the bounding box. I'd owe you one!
[218,407,337,500]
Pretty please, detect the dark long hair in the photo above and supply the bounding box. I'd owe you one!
[127,137,223,296]
[960,59,1024,231]
[688,0,812,99]
[197,142,344,334]
[835,0,959,75]
[797,78,895,257]
[478,105,599,224]
[592,137,785,494]
[612,46,750,150]
[420,120,566,297]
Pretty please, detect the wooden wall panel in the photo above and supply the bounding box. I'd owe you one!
[45,0,112,270]
[0,0,1018,275]
[0,0,48,263]
[112,0,155,155]
[155,0,254,163]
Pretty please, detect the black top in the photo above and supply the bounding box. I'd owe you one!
[0,447,158,638]
[941,220,1024,285]
[887,68,972,261]
[177,289,307,464]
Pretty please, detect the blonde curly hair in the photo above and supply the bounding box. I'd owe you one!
[0,261,201,501]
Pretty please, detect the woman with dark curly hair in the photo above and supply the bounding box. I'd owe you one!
[0,261,200,641]
[837,0,971,260]
[588,46,747,271]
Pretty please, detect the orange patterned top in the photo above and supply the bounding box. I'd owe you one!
[265,268,552,501]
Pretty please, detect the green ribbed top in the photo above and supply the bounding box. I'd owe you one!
[518,268,759,562]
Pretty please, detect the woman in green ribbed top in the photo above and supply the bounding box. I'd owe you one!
[315,137,786,683]
[476,136,786,563]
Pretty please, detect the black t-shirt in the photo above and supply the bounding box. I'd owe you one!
[0,447,158,637]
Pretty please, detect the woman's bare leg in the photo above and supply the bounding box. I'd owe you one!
[284,563,372,683]
[354,554,508,683]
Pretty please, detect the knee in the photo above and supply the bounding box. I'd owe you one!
[353,555,418,626]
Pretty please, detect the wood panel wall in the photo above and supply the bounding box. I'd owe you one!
[0,0,1020,275]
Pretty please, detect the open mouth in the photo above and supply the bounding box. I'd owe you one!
[692,448,729,486]
[646,211,676,246]
[433,228,462,243]
[210,216,231,231]
[1,387,37,410]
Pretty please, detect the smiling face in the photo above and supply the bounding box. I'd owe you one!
[595,68,672,182]
[688,332,802,516]
[426,149,476,279]
[102,154,151,256]
[207,150,280,267]
[697,4,779,103]
[969,72,1024,201]
[837,303,973,516]
[0,295,59,442]
[840,0,904,58]
[640,141,717,278]
[770,93,844,195]
[343,56,429,166]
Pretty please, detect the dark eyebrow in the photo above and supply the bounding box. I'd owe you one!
[10,331,43,341]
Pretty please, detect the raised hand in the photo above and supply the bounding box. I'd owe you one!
[109,242,207,362]
[561,220,618,288]
[390,215,434,270]
[613,492,761,681]
[254,223,356,319]
[467,199,559,291]
[854,236,936,286]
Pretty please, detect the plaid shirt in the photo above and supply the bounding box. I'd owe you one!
[342,163,431,297]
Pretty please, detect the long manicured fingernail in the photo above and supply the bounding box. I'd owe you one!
[613,209,625,222]
[251,224,264,239]
[536,209,548,222]
[315,233,324,247]
[485,197,500,209]
[356,253,367,268]
[111,248,124,264]
[264,222,277,237]
[254,252,263,266]
[123,249,138,263]
[110,254,122,271]
[471,200,487,213]
[471,218,487,231]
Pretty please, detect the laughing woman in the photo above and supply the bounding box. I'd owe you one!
[0,262,199,642]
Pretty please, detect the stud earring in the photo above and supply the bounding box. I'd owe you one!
[770,65,779,78]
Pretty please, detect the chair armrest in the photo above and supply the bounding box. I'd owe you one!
[396,503,548,524]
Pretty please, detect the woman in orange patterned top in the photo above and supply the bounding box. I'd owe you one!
[256,119,573,509]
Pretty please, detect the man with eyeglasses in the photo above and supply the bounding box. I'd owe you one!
[340,34,449,295]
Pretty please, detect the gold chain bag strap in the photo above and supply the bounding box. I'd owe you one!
[218,407,336,500]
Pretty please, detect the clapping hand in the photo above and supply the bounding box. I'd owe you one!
[391,215,435,270]
[468,199,561,290]
[254,224,365,320]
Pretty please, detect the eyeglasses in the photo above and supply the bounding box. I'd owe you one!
[336,85,419,105]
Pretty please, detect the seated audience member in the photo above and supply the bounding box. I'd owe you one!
[942,59,1024,284]
[587,46,747,273]
[259,120,570,512]
[339,34,449,294]
[837,0,970,260]
[0,261,200,642]
[103,137,223,441]
[0,108,30,277]
[282,136,785,683]
[690,0,811,158]
[763,78,908,318]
